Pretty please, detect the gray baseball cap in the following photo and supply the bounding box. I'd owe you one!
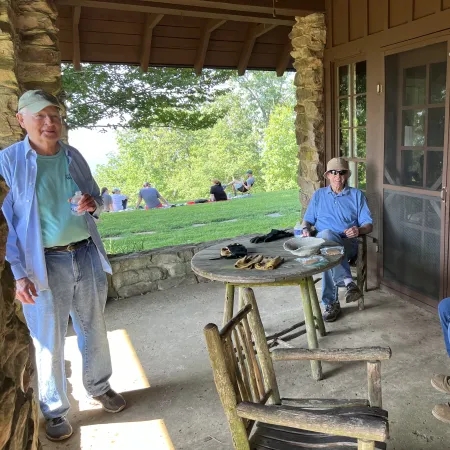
[18,90,61,114]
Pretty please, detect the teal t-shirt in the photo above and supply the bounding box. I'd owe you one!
[36,149,90,247]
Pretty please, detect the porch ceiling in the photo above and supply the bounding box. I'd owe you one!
[55,0,325,75]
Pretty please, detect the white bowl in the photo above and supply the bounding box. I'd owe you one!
[283,237,325,257]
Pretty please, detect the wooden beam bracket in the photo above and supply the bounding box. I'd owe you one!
[72,5,81,71]
[194,18,226,75]
[140,13,164,72]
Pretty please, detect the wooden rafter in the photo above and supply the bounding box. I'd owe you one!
[238,23,277,76]
[72,5,81,70]
[140,13,164,72]
[137,0,324,16]
[276,40,292,77]
[56,0,296,26]
[194,18,226,75]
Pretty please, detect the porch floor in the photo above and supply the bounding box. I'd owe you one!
[39,280,450,449]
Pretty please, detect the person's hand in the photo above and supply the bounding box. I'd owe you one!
[77,194,97,213]
[15,277,37,304]
[344,226,359,238]
[302,229,311,237]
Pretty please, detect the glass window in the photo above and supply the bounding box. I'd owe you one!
[337,61,367,190]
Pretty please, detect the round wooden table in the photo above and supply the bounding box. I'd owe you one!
[191,236,343,381]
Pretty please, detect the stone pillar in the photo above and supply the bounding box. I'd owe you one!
[289,13,326,214]
[0,0,61,448]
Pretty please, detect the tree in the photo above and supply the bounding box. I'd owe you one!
[62,64,232,131]
[261,104,298,191]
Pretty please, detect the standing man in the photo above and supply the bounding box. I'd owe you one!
[301,157,373,322]
[0,90,126,442]
[136,181,169,209]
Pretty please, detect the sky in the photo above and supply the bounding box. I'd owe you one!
[68,127,118,174]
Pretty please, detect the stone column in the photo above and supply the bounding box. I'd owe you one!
[289,13,326,214]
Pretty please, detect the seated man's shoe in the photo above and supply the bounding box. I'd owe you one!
[93,389,126,413]
[433,403,450,424]
[431,374,450,394]
[45,417,73,441]
[323,303,341,322]
[345,282,363,303]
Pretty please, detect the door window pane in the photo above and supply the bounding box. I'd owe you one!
[354,95,366,126]
[339,65,350,96]
[430,62,446,104]
[354,128,366,158]
[357,162,367,191]
[428,107,445,147]
[339,98,350,128]
[354,61,366,94]
[403,66,426,106]
[426,151,443,189]
[403,110,425,146]
[339,129,350,157]
[402,150,424,186]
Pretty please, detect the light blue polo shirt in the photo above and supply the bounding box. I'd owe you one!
[303,185,372,233]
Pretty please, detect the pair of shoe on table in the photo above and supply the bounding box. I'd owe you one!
[45,389,126,441]
[234,254,284,270]
[431,375,450,423]
[322,282,363,322]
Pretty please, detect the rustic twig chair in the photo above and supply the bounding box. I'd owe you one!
[204,287,391,450]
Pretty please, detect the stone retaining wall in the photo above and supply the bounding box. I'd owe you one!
[107,239,237,299]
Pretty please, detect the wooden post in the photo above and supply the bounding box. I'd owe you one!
[204,324,250,450]
[242,288,281,404]
[307,276,326,337]
[367,361,382,408]
[358,440,375,450]
[238,287,245,309]
[299,279,322,381]
[224,284,235,326]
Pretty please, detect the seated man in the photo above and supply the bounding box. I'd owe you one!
[227,170,255,196]
[210,179,228,202]
[301,157,373,322]
[431,298,450,423]
[136,182,169,209]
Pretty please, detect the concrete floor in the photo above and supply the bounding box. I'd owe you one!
[38,281,450,449]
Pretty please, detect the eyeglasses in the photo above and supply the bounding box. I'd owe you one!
[30,113,62,123]
[329,170,348,176]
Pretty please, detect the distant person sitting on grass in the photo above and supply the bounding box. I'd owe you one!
[210,179,228,202]
[136,182,169,209]
[101,187,113,212]
[111,188,128,212]
[226,169,255,196]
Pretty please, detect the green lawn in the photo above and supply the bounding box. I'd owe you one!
[98,190,301,254]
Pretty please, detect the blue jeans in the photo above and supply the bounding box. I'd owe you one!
[22,241,112,419]
[438,298,450,356]
[316,229,357,308]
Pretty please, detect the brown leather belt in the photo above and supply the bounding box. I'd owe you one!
[44,237,91,253]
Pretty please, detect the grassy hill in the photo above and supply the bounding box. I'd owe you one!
[98,190,301,254]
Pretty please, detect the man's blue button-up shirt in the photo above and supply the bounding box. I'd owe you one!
[303,185,372,234]
[0,136,112,291]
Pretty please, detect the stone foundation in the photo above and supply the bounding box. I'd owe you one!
[290,13,326,214]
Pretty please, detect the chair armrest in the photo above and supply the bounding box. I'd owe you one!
[271,347,392,362]
[236,402,388,442]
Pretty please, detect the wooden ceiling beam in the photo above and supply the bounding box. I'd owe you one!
[194,18,226,75]
[276,40,292,76]
[140,13,164,72]
[137,0,324,16]
[72,5,81,70]
[56,0,296,26]
[238,23,277,76]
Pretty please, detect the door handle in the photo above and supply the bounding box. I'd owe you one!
[441,187,447,202]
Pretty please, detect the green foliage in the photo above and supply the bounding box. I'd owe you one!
[98,190,300,254]
[261,104,298,191]
[62,64,232,130]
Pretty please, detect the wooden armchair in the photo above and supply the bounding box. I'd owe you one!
[204,288,391,450]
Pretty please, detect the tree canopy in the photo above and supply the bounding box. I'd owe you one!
[62,64,232,130]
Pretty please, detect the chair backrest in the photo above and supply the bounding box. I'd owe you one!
[204,288,280,446]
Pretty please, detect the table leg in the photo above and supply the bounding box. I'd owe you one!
[223,284,235,326]
[238,287,245,310]
[308,277,326,337]
[299,278,323,381]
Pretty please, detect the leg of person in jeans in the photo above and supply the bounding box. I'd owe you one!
[317,229,359,321]
[432,298,450,423]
